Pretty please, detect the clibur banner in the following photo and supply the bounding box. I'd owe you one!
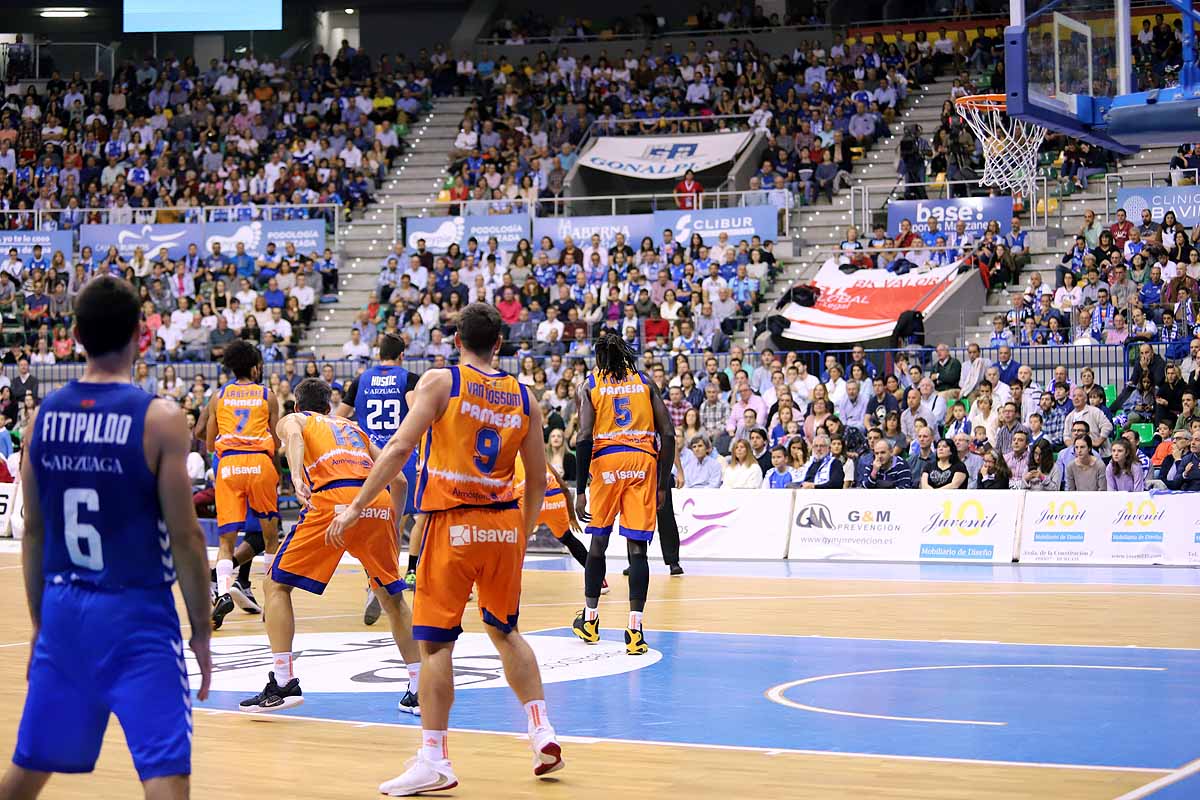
[1115,187,1200,227]
[786,489,1021,562]
[886,197,1013,239]
[580,132,752,179]
[403,214,530,253]
[532,214,659,255]
[0,231,74,261]
[652,206,779,244]
[1019,491,1200,565]
[79,220,326,261]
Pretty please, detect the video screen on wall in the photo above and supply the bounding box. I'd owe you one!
[124,0,282,32]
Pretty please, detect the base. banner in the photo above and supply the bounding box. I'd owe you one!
[786,489,1020,562]
[1019,491,1200,565]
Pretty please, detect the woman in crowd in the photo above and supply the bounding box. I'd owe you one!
[977,449,1012,489]
[157,365,186,401]
[968,393,999,446]
[921,437,968,489]
[1024,439,1061,491]
[1106,438,1146,491]
[787,437,811,474]
[881,410,908,456]
[1066,436,1107,491]
[722,438,763,489]
[545,427,577,483]
[804,398,833,440]
[828,435,856,488]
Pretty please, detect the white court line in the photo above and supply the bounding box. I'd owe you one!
[628,627,1200,652]
[764,665,1167,727]
[193,707,1171,775]
[520,589,1200,608]
[1112,756,1200,799]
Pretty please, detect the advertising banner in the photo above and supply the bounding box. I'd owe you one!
[1019,491,1200,565]
[403,214,529,253]
[580,132,752,179]
[886,197,1013,238]
[532,214,659,254]
[787,489,1021,562]
[0,231,74,261]
[0,482,18,538]
[79,220,325,261]
[653,206,779,244]
[779,259,962,343]
[647,488,794,560]
[1115,187,1200,227]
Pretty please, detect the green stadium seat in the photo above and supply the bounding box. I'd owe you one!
[1130,422,1154,443]
[1104,384,1117,406]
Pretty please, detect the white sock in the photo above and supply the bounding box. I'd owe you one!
[216,559,234,596]
[584,605,598,622]
[273,652,294,683]
[629,611,643,631]
[406,662,421,694]
[524,699,550,734]
[421,730,448,763]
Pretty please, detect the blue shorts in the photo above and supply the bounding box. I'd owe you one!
[13,582,192,781]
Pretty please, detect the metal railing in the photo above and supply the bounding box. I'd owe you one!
[850,175,1051,233]
[1,203,345,253]
[381,187,794,243]
[0,42,116,83]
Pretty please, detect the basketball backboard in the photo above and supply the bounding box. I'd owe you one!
[1006,0,1200,153]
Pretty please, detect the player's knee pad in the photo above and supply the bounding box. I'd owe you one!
[626,539,649,561]
[244,530,265,555]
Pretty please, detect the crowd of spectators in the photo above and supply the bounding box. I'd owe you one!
[659,341,1200,492]
[442,26,949,214]
[357,226,780,365]
[0,40,424,231]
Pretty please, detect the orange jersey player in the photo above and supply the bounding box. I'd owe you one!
[327,303,564,795]
[205,340,280,629]
[571,330,674,655]
[238,377,421,717]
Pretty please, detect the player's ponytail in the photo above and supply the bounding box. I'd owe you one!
[594,328,638,382]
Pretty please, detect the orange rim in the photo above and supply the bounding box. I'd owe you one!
[954,93,1007,112]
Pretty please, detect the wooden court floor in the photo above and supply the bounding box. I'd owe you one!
[0,551,1196,799]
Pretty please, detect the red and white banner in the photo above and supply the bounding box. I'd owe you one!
[779,260,962,344]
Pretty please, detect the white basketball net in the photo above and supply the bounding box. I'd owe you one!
[956,97,1047,197]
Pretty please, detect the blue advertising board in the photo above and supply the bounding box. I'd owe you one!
[0,231,74,261]
[886,197,1013,239]
[1116,187,1200,226]
[403,214,529,253]
[652,206,779,244]
[79,220,325,261]
[531,214,660,254]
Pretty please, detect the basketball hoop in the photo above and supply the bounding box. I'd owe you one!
[954,94,1047,197]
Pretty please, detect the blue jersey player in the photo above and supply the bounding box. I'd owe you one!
[335,332,422,625]
[1,276,213,800]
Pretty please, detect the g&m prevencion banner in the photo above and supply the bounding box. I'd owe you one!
[886,197,1013,239]
[580,132,753,179]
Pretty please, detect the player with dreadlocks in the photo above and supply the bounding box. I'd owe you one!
[571,329,674,654]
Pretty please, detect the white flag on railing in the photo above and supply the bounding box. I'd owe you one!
[579,132,753,179]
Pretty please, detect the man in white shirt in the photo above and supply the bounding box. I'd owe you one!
[214,68,240,97]
[266,307,292,344]
[536,307,565,342]
[1,249,23,285]
[290,273,315,320]
[222,298,246,332]
[342,328,371,361]
[582,234,608,268]
[708,231,732,265]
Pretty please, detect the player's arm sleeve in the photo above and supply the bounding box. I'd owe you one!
[19,408,44,630]
[648,386,676,491]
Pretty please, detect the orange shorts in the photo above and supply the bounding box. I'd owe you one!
[536,489,571,538]
[413,504,525,642]
[271,484,402,596]
[215,452,279,535]
[585,449,658,541]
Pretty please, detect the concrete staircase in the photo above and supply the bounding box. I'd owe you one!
[310,97,474,359]
[758,75,955,313]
